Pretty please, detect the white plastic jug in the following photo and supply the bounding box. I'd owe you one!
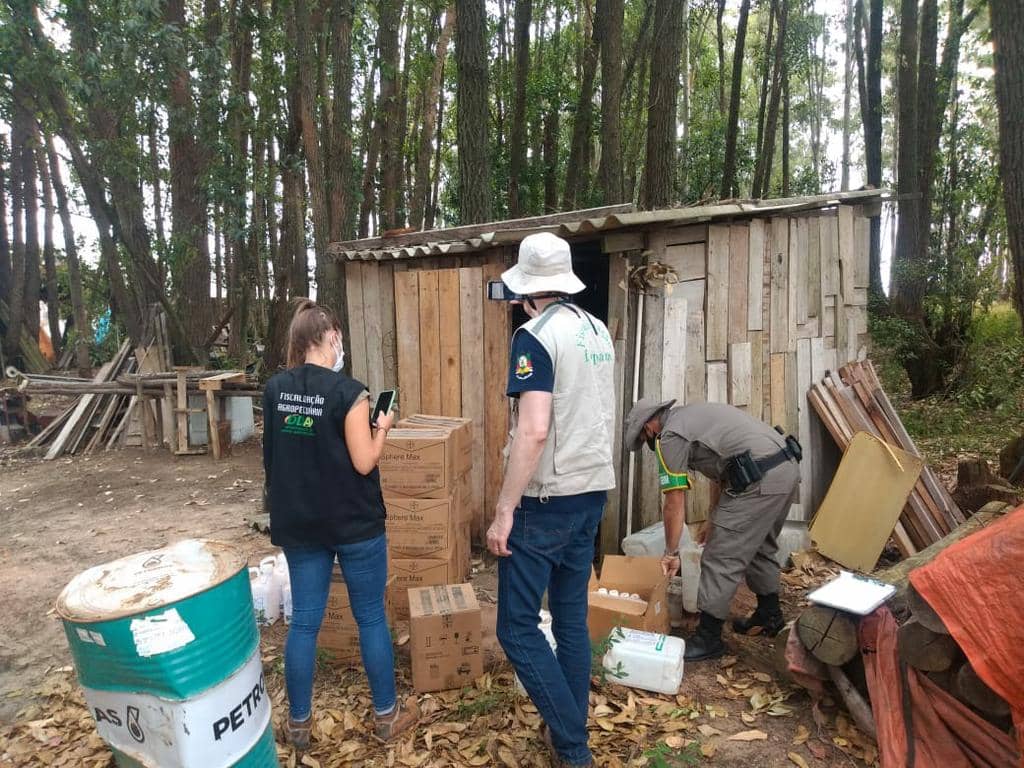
[621,522,702,614]
[281,580,292,624]
[603,628,685,695]
[250,565,280,625]
[515,610,556,695]
[258,556,282,624]
[273,553,290,614]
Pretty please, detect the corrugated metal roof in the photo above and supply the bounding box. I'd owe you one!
[330,190,885,262]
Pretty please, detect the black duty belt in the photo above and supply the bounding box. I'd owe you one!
[724,431,802,494]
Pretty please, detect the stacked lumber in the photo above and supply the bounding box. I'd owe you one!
[807,359,964,556]
[788,501,1015,739]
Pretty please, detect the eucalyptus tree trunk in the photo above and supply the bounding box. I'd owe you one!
[455,0,492,223]
[412,6,455,229]
[991,0,1024,333]
[0,135,10,308]
[509,0,532,217]
[377,0,405,230]
[598,0,625,203]
[47,135,90,373]
[4,109,26,363]
[165,0,213,355]
[563,0,599,210]
[22,115,41,343]
[36,141,61,356]
[720,0,751,199]
[643,0,684,208]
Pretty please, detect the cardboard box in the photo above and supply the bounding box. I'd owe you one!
[385,495,458,559]
[396,415,473,479]
[408,583,482,693]
[587,556,670,642]
[318,568,395,662]
[379,428,460,498]
[389,550,461,620]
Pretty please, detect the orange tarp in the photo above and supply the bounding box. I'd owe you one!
[860,608,1018,767]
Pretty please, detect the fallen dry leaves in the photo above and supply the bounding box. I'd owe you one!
[0,624,881,768]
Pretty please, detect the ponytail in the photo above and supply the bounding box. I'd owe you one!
[285,298,341,368]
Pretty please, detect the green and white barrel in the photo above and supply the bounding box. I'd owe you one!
[56,539,279,768]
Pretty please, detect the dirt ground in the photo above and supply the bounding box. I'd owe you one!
[0,444,874,767]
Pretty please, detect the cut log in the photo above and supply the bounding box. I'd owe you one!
[897,618,957,672]
[953,663,1011,718]
[796,606,860,666]
[907,585,949,635]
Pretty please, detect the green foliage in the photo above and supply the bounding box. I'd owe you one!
[591,627,628,685]
[642,739,702,767]
[873,303,1024,460]
[453,688,513,720]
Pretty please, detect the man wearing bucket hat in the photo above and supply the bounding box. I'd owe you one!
[486,232,615,768]
[624,398,801,661]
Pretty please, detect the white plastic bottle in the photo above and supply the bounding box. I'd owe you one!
[273,553,290,614]
[603,628,685,695]
[281,580,293,624]
[249,567,270,625]
[515,610,557,695]
[258,556,281,625]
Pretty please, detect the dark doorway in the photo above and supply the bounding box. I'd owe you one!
[509,238,609,328]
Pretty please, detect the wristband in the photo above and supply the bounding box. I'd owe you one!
[663,549,679,558]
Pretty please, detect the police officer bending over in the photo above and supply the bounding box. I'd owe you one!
[624,399,801,661]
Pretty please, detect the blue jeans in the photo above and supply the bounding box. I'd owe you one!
[283,534,396,719]
[497,492,606,766]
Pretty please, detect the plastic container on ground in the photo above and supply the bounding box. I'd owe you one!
[514,610,556,696]
[621,522,701,614]
[602,627,685,695]
[249,567,280,626]
[56,539,278,767]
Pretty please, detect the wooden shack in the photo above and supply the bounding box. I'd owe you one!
[329,190,881,555]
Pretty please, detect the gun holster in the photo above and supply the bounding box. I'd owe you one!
[724,450,764,494]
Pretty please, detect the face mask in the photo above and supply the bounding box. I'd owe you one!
[331,336,345,372]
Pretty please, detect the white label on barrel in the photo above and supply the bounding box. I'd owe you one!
[82,649,270,767]
[129,609,196,657]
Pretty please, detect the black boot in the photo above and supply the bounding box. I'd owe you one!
[684,612,726,661]
[732,592,785,637]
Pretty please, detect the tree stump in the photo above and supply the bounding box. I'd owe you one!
[897,618,958,672]
[954,663,1011,718]
[796,606,859,666]
[957,455,994,489]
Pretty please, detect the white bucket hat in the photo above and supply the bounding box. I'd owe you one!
[501,232,586,295]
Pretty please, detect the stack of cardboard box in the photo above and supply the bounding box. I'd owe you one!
[379,415,474,620]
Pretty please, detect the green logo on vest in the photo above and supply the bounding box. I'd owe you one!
[282,413,316,436]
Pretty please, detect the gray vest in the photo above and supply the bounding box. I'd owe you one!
[510,302,617,497]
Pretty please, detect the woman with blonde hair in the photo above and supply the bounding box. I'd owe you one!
[262,299,418,749]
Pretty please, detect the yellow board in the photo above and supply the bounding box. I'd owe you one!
[809,431,924,572]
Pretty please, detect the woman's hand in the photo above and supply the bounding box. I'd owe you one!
[374,409,396,433]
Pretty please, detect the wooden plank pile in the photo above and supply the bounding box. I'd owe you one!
[807,359,964,556]
[8,310,259,459]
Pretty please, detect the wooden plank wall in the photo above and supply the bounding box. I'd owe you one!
[629,205,871,534]
[363,258,510,546]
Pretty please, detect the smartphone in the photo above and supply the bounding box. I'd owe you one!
[371,389,397,427]
[486,280,523,302]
